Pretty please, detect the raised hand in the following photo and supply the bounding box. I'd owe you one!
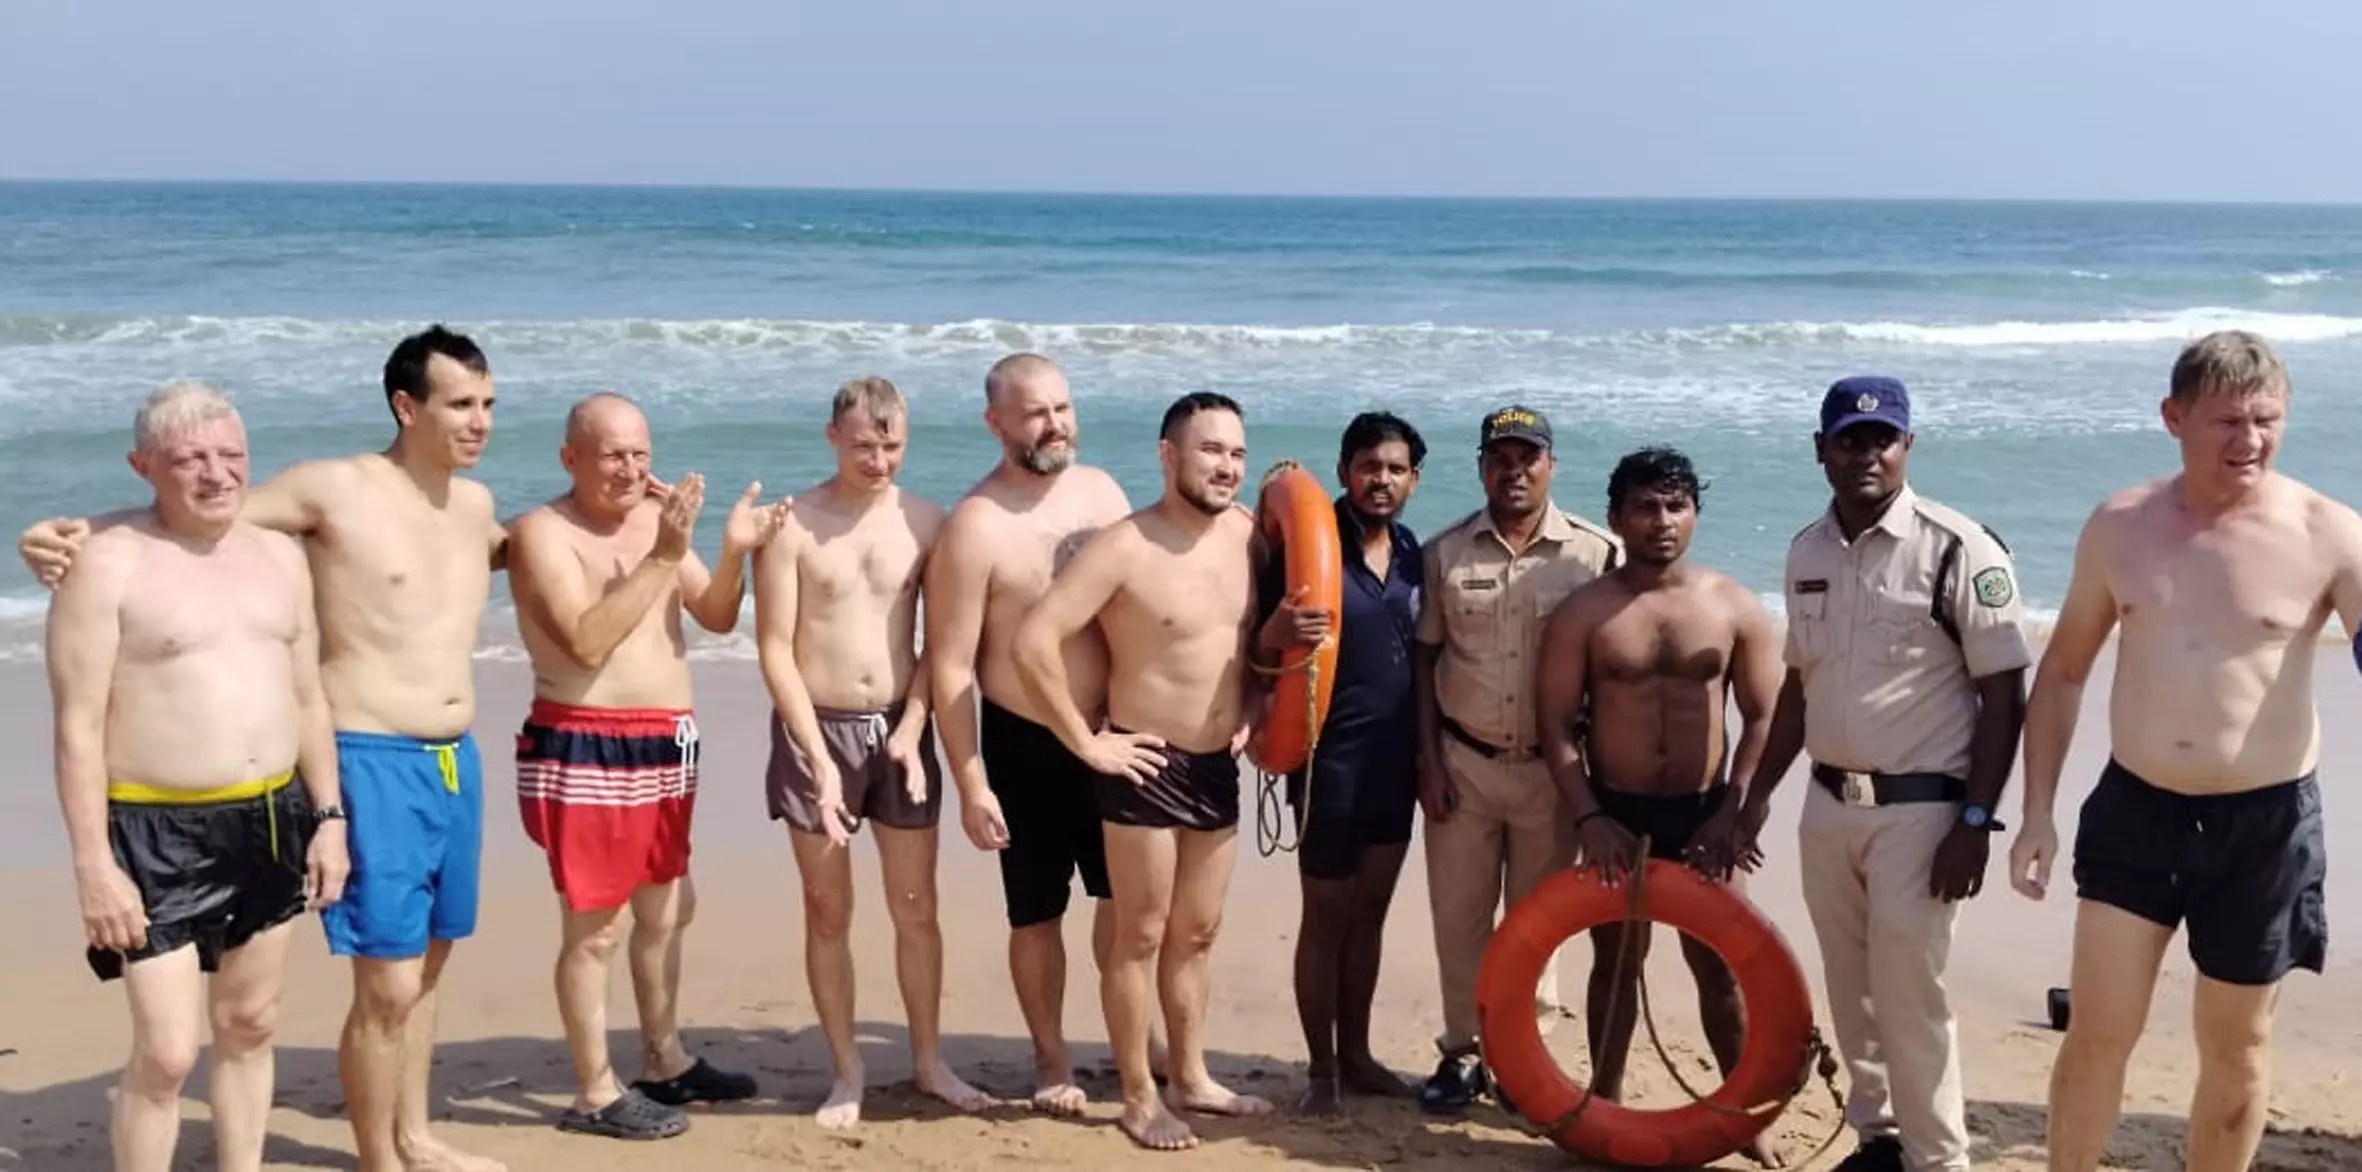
[723,480,791,555]
[20,517,92,589]
[652,472,704,563]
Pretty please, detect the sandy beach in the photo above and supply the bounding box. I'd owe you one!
[3,644,2359,1171]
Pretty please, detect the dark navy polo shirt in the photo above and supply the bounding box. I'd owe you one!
[1255,497,1423,786]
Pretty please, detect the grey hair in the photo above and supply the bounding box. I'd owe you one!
[133,382,240,451]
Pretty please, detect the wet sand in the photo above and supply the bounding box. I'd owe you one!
[2,646,2358,1170]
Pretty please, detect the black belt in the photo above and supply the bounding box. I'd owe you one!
[1440,715,1532,761]
[1810,763,1965,808]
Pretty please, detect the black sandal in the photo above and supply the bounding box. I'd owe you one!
[633,1056,759,1107]
[556,1088,689,1140]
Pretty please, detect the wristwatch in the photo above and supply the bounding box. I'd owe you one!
[1961,803,2005,833]
[313,805,348,826]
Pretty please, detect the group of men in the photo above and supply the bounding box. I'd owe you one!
[27,325,2358,1172]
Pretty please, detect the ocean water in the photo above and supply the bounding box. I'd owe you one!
[7,182,2362,662]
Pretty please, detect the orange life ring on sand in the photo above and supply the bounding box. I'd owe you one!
[1245,463,1343,777]
[1477,859,1818,1168]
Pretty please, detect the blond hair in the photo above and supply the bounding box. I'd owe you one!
[831,376,907,430]
[133,381,240,451]
[2170,330,2289,402]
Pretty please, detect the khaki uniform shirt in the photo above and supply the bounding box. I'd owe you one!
[1783,484,2032,778]
[1416,502,1621,753]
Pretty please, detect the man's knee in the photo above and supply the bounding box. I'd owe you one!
[802,884,855,943]
[565,911,628,963]
[1115,904,1169,961]
[210,993,281,1054]
[127,1031,203,1092]
[2194,980,2279,1075]
[352,960,428,1026]
[884,879,942,937]
[1165,909,1222,955]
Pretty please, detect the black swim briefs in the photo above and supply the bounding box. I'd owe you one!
[1097,725,1242,832]
[87,779,315,982]
[1287,752,1416,881]
[2073,758,2327,986]
[1585,777,1731,862]
[979,698,1112,928]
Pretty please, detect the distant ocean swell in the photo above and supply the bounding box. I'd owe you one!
[5,305,2360,359]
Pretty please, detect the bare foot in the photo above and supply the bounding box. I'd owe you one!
[1297,1075,1341,1117]
[916,1060,994,1113]
[815,1078,863,1131]
[399,1132,507,1172]
[1119,1099,1199,1151]
[1168,1079,1275,1118]
[1031,1070,1089,1117]
[1338,1055,1416,1099]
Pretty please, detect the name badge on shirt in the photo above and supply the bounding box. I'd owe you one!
[1456,575,1501,592]
[1792,578,1828,622]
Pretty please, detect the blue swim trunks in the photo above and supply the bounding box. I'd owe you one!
[322,730,483,959]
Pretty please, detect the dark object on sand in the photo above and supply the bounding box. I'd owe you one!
[2047,986,2071,1031]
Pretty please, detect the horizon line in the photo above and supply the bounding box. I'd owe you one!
[3,175,2359,211]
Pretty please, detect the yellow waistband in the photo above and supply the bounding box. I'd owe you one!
[107,769,296,806]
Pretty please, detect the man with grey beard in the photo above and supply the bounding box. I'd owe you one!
[924,353,1142,1115]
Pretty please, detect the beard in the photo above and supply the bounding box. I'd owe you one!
[1015,436,1076,474]
[1177,477,1234,516]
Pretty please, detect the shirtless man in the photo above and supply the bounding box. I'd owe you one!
[753,375,990,1129]
[2009,330,2362,1172]
[1014,390,1276,1152]
[45,384,348,1172]
[923,352,1145,1114]
[1535,446,1783,1167]
[504,393,778,1140]
[21,323,509,1172]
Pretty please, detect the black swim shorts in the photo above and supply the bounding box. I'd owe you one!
[1287,753,1416,881]
[2072,758,2328,986]
[88,779,315,982]
[979,698,1112,929]
[1586,778,1731,862]
[1097,725,1241,832]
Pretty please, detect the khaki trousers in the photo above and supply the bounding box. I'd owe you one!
[1798,780,1971,1172]
[1425,736,1573,1053]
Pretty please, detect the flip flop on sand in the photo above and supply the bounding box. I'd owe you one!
[557,1089,689,1141]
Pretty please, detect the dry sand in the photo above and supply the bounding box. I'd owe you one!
[2,647,2359,1170]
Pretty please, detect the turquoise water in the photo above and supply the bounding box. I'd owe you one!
[7,182,2362,659]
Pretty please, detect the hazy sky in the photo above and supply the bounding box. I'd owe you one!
[6,0,2361,201]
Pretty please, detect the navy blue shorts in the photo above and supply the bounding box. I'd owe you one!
[1286,753,1416,881]
[2072,759,2327,986]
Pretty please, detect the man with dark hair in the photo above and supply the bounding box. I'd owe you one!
[1411,404,1620,1112]
[1015,391,1274,1151]
[1534,445,1783,1166]
[2011,331,2362,1172]
[20,323,514,1172]
[1255,410,1427,1115]
[1697,376,2029,1172]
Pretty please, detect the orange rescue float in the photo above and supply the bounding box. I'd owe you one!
[1245,463,1343,776]
[1477,858,1817,1167]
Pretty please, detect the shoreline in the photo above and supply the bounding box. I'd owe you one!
[1,655,2357,1169]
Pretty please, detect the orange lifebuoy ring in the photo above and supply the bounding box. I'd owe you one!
[1245,463,1343,777]
[1477,859,1817,1168]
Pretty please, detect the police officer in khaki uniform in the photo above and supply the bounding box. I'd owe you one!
[1707,376,2030,1172]
[1412,404,1620,1112]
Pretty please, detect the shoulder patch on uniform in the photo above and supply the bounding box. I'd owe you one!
[1971,565,2013,608]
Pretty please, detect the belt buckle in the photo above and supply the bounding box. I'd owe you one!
[1837,769,1877,808]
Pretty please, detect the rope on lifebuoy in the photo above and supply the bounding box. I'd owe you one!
[1524,834,1850,1169]
[1249,458,1330,860]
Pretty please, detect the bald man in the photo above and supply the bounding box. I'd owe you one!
[505,393,782,1139]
